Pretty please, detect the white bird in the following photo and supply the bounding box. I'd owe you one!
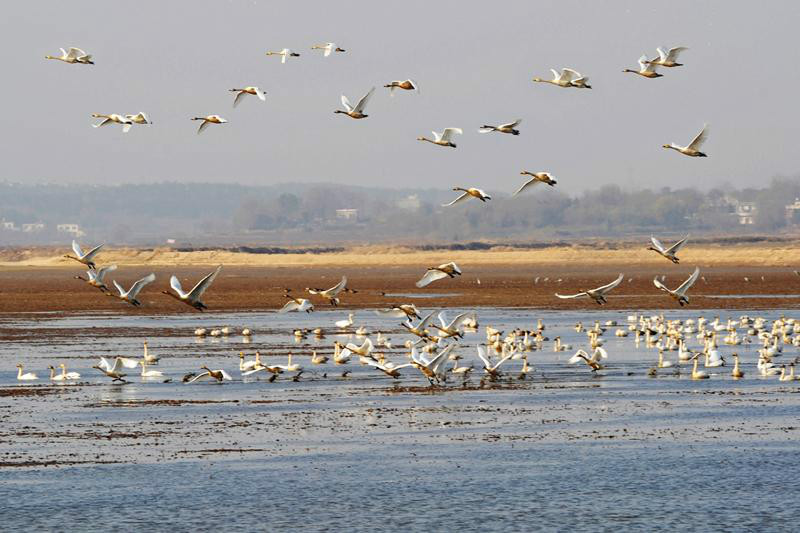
[163,266,222,311]
[109,273,156,307]
[91,113,134,133]
[417,128,462,148]
[375,304,421,320]
[125,112,152,125]
[410,345,454,384]
[653,267,701,306]
[335,312,355,329]
[191,115,227,134]
[140,361,164,378]
[384,79,419,95]
[513,172,557,196]
[307,276,352,306]
[186,366,233,383]
[57,363,81,380]
[647,46,689,67]
[45,47,93,64]
[335,87,375,119]
[435,311,477,339]
[479,119,522,135]
[64,240,104,269]
[265,48,300,63]
[142,341,160,364]
[279,294,314,313]
[229,87,266,108]
[533,68,591,88]
[16,364,38,381]
[365,358,413,378]
[556,274,624,305]
[340,338,374,359]
[75,264,117,292]
[402,311,439,340]
[274,353,303,373]
[476,345,513,377]
[648,235,688,263]
[93,356,139,382]
[416,262,462,288]
[663,125,709,157]
[568,348,607,371]
[311,42,345,56]
[442,187,491,207]
[623,55,663,78]
[239,352,260,372]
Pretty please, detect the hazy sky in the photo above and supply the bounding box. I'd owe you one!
[2,1,799,195]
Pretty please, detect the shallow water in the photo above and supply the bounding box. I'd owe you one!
[2,308,799,531]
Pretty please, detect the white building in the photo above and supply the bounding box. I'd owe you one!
[1,220,16,231]
[57,223,85,237]
[335,208,358,221]
[22,223,45,233]
[735,203,756,225]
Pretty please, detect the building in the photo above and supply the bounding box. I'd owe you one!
[735,203,756,225]
[786,198,800,225]
[57,223,85,237]
[1,220,16,231]
[335,208,358,221]
[22,223,45,233]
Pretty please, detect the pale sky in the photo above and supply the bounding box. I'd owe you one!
[1,1,798,195]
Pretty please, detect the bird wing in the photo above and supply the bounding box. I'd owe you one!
[499,119,522,129]
[327,276,347,296]
[66,47,83,59]
[555,292,587,300]
[440,128,462,142]
[568,350,589,364]
[595,273,624,295]
[449,311,477,331]
[127,273,156,300]
[98,357,112,371]
[415,311,438,331]
[666,46,688,61]
[665,235,689,254]
[687,125,708,151]
[197,120,210,134]
[255,87,266,101]
[340,94,354,113]
[653,277,669,292]
[650,236,666,253]
[279,300,300,313]
[562,68,582,80]
[675,267,700,296]
[446,262,461,274]
[170,275,188,298]
[186,371,212,383]
[407,79,419,92]
[112,280,126,296]
[118,357,141,369]
[476,345,491,368]
[72,240,84,257]
[437,310,449,329]
[82,243,104,261]
[323,44,333,57]
[429,345,454,374]
[416,269,448,288]
[353,87,375,113]
[655,47,668,62]
[442,191,470,207]
[559,68,576,82]
[187,265,222,301]
[375,308,407,318]
[220,369,233,381]
[233,92,246,108]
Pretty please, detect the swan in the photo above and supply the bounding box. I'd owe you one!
[242,328,253,337]
[75,264,117,292]
[91,113,133,133]
[442,187,491,206]
[311,351,329,365]
[435,311,477,339]
[142,341,160,364]
[355,326,368,336]
[109,273,156,307]
[274,353,302,373]
[690,354,709,379]
[48,365,67,381]
[556,273,624,305]
[553,337,572,352]
[402,311,438,340]
[646,46,688,67]
[731,354,744,378]
[334,87,375,119]
[451,358,474,378]
[779,366,794,382]
[186,365,233,383]
[375,304,421,320]
[45,47,93,64]
[410,345,454,384]
[191,115,227,134]
[476,344,513,377]
[229,87,266,108]
[417,128,462,148]
[311,43,345,56]
[657,349,674,368]
[533,68,591,88]
[60,363,81,380]
[663,125,709,157]
[163,266,222,311]
[239,352,260,372]
[279,294,314,313]
[140,361,164,378]
[513,172,557,196]
[653,267,700,306]
[125,112,152,125]
[384,79,419,95]
[568,349,605,371]
[265,48,300,63]
[365,358,413,378]
[93,356,139,382]
[479,119,521,135]
[16,364,38,381]
[64,240,103,269]
[340,338,374,359]
[335,313,355,329]
[648,235,688,263]
[306,276,352,306]
[623,55,663,78]
[416,262,462,288]
[333,341,351,364]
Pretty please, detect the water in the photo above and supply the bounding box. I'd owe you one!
[1,308,799,531]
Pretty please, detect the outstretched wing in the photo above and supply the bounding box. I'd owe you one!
[440,128,462,142]
[687,125,708,151]
[665,235,688,254]
[187,265,222,301]
[594,273,624,295]
[568,350,589,364]
[512,177,538,197]
[340,94,354,113]
[476,345,491,368]
[555,292,587,300]
[118,357,141,369]
[327,276,347,296]
[441,191,470,207]
[416,269,449,288]
[499,119,521,129]
[279,300,301,313]
[353,87,375,113]
[127,273,156,300]
[170,275,188,298]
[72,240,84,257]
[449,311,477,331]
[675,267,700,296]
[233,91,246,108]
[82,243,104,261]
[197,120,210,134]
[653,276,669,292]
[650,236,666,253]
[559,68,576,82]
[666,46,688,62]
[113,280,126,297]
